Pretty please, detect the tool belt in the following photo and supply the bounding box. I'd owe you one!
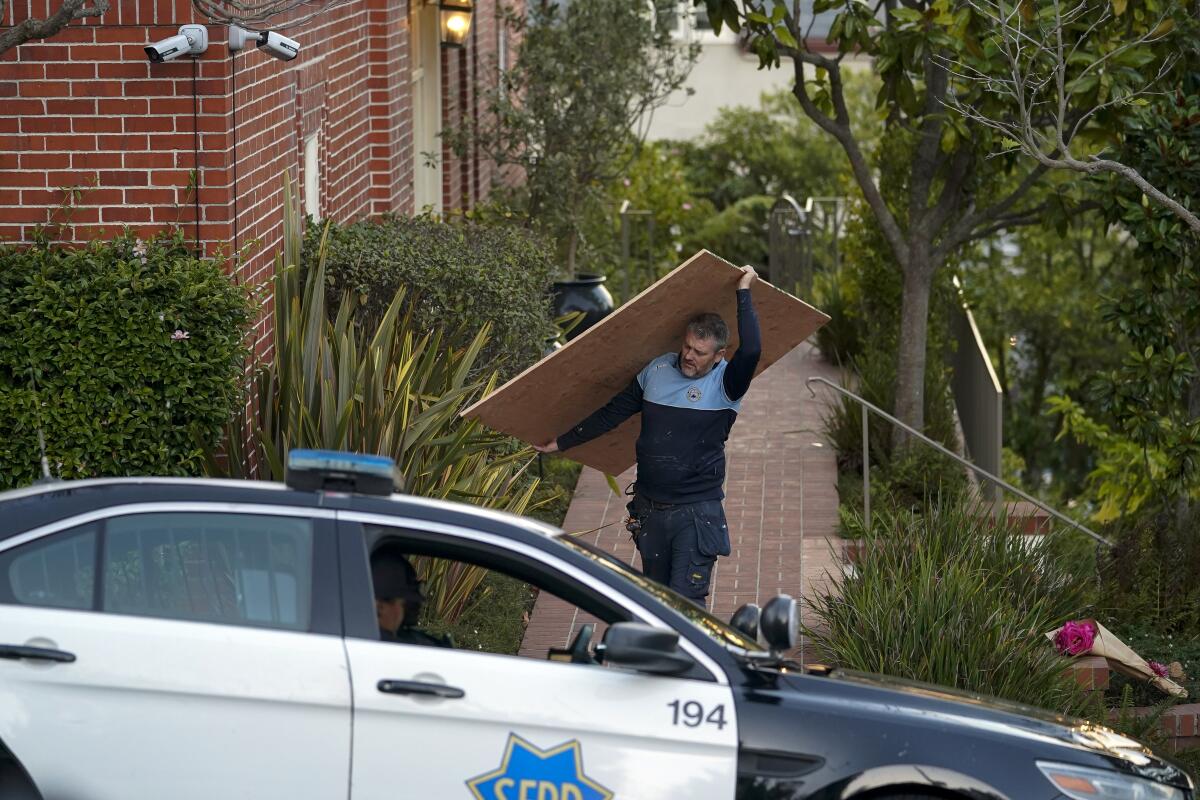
[624,482,678,543]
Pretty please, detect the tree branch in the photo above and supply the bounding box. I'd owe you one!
[0,0,109,55]
[790,54,911,270]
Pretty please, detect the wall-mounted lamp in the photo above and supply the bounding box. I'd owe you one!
[439,0,473,48]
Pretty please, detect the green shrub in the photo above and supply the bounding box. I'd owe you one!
[812,266,861,365]
[1097,506,1200,638]
[583,142,715,299]
[823,344,962,515]
[681,195,773,271]
[808,497,1093,715]
[303,214,558,376]
[0,231,251,489]
[210,180,541,626]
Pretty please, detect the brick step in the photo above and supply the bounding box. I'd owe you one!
[1110,703,1200,753]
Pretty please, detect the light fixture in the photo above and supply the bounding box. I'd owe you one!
[439,0,473,48]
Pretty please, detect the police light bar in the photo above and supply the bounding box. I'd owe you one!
[285,450,402,496]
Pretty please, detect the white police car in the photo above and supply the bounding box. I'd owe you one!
[0,451,1192,800]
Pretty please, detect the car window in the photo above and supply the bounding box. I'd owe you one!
[560,536,764,653]
[103,513,313,631]
[1,524,97,610]
[363,526,630,666]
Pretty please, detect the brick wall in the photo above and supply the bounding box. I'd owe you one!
[2,0,502,350]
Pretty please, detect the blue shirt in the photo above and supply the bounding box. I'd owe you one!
[557,288,761,504]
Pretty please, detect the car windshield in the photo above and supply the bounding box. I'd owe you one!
[560,536,765,653]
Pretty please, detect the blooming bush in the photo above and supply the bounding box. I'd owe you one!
[0,230,252,489]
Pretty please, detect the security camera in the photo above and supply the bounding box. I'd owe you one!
[228,25,299,61]
[257,30,299,61]
[145,24,208,63]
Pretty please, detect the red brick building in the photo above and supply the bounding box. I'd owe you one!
[1,0,508,344]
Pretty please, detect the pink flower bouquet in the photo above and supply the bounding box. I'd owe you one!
[1054,620,1096,656]
[1046,619,1186,698]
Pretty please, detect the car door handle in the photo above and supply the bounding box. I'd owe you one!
[0,645,76,663]
[377,679,464,699]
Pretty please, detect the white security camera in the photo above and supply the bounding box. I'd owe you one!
[145,24,208,63]
[228,25,299,61]
[258,30,299,61]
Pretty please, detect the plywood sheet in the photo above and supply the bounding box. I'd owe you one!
[461,250,830,476]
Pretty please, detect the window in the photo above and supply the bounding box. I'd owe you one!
[103,513,314,631]
[1,524,97,610]
[303,133,321,222]
[363,526,630,664]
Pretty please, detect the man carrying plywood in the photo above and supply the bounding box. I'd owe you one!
[535,266,761,603]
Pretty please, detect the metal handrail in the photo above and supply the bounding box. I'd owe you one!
[805,375,1114,548]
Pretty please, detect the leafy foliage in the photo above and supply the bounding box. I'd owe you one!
[443,0,696,276]
[0,231,251,489]
[302,213,557,376]
[808,496,1093,715]
[818,199,961,504]
[1098,505,1200,638]
[1085,73,1200,510]
[207,180,540,624]
[959,217,1134,499]
[676,81,879,210]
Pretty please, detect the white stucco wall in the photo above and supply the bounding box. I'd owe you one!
[645,27,873,142]
[645,30,797,141]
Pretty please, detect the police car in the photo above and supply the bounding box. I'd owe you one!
[0,451,1191,800]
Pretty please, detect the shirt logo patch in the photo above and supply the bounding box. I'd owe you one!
[686,386,702,402]
[467,733,613,800]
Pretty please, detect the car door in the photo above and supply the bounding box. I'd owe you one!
[338,512,739,800]
[0,505,351,800]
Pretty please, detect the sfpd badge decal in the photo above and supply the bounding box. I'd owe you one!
[686,386,702,402]
[466,733,613,800]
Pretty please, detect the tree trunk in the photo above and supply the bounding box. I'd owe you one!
[893,263,933,447]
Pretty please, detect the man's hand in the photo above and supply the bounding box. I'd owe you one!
[533,440,559,454]
[738,265,757,291]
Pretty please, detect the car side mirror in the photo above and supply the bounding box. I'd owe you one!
[729,602,761,641]
[601,622,692,675]
[760,595,797,653]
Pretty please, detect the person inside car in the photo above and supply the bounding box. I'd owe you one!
[370,545,453,648]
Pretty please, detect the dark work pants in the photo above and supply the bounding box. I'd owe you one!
[635,499,730,602]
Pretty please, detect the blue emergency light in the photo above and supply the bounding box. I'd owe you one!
[285,449,403,496]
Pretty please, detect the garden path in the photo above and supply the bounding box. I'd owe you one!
[518,341,844,664]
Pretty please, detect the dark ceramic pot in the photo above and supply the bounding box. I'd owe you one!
[551,274,614,341]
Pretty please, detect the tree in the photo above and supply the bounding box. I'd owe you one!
[0,0,109,55]
[960,214,1134,496]
[444,0,696,277]
[677,77,881,210]
[691,0,1126,438]
[943,0,1200,237]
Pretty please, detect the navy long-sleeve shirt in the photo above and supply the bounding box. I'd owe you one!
[557,288,762,503]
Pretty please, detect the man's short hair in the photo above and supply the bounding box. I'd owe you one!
[686,312,730,350]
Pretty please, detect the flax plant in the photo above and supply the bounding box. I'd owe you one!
[208,177,539,623]
[806,497,1094,716]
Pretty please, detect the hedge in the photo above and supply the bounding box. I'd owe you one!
[303,214,558,375]
[0,231,252,489]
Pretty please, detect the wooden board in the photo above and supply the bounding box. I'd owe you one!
[461,250,830,476]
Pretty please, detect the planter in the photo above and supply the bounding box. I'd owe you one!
[551,274,614,341]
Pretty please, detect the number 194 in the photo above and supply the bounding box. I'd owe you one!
[667,699,727,730]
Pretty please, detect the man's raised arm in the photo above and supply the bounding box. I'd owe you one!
[723,266,762,402]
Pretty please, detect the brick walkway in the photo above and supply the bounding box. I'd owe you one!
[519,342,843,663]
